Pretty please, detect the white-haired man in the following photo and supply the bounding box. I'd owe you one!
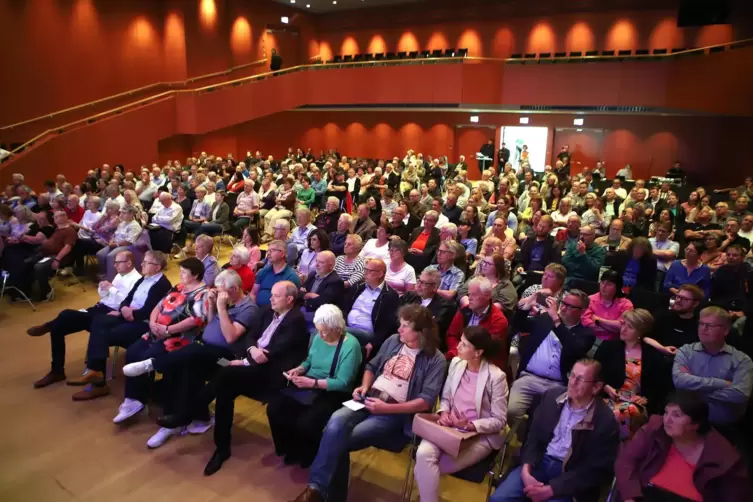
[149,192,183,253]
[300,251,344,325]
[329,213,352,255]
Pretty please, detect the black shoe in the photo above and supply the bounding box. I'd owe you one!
[298,456,314,469]
[156,414,191,429]
[204,449,230,476]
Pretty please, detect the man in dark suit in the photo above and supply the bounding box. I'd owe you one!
[205,280,308,475]
[270,48,283,72]
[400,268,453,343]
[507,289,596,420]
[341,258,400,358]
[498,142,510,166]
[70,250,173,400]
[480,139,495,171]
[405,211,441,273]
[353,203,377,241]
[300,251,344,326]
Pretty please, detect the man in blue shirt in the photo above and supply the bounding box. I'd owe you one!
[251,239,300,306]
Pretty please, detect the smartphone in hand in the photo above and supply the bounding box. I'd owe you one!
[217,358,231,367]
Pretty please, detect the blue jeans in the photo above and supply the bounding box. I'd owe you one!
[195,223,223,237]
[308,407,409,502]
[490,455,572,502]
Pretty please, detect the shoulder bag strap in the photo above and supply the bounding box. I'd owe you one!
[328,335,346,379]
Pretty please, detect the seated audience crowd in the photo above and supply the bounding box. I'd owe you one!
[3,155,753,501]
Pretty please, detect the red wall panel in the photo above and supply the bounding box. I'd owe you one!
[553,129,604,172]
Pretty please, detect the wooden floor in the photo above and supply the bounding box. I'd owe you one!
[0,247,488,502]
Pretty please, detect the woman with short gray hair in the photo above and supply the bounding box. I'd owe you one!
[334,234,365,287]
[265,304,363,468]
[96,205,142,280]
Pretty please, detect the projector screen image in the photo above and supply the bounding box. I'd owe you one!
[500,126,549,173]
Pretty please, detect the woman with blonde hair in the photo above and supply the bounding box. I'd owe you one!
[595,308,672,439]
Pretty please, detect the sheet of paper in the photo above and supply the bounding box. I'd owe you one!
[342,399,366,411]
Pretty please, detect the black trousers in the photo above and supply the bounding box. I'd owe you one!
[266,390,350,464]
[85,314,149,374]
[213,364,285,453]
[48,304,114,372]
[151,342,234,420]
[148,227,175,253]
[72,239,104,271]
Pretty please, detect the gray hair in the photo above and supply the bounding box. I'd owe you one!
[339,213,353,224]
[214,269,243,290]
[87,195,101,207]
[296,206,311,219]
[440,239,460,258]
[442,223,458,237]
[566,289,590,309]
[313,304,346,334]
[424,210,439,220]
[327,196,339,206]
[195,234,215,250]
[104,200,121,212]
[120,205,139,216]
[145,250,168,270]
[231,245,251,265]
[13,205,33,222]
[345,233,363,249]
[468,276,493,296]
[274,219,291,232]
[420,267,442,284]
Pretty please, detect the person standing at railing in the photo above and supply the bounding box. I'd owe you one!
[270,48,283,74]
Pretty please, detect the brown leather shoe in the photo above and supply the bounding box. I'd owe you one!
[288,487,324,502]
[66,370,105,386]
[27,324,51,337]
[33,371,66,389]
[72,384,110,401]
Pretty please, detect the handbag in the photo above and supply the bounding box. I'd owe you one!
[280,335,344,406]
[412,413,478,458]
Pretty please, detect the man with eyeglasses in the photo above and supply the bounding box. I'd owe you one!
[490,359,619,502]
[424,240,465,300]
[251,239,300,307]
[342,258,400,358]
[647,284,704,356]
[508,289,596,420]
[69,250,172,400]
[673,306,753,432]
[27,251,142,389]
[400,268,453,343]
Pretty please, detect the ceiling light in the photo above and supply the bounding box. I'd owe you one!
[290,0,295,3]
[306,3,310,6]
[519,117,529,124]
[281,16,289,23]
[573,118,584,126]
[470,116,479,123]
[333,1,337,3]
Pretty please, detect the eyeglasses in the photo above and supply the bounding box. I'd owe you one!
[142,261,160,266]
[114,260,130,264]
[364,268,382,273]
[567,372,597,384]
[417,279,438,287]
[672,294,695,302]
[699,322,726,330]
[560,301,583,310]
[437,249,454,255]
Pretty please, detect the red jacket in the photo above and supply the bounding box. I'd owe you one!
[446,303,509,371]
[232,264,255,292]
[65,205,85,223]
[616,415,751,502]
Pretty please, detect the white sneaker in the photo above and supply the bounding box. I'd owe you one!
[113,398,145,424]
[187,416,215,435]
[122,359,154,377]
[147,426,185,449]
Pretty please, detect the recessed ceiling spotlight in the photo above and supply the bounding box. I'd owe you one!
[333,1,337,4]
[306,3,310,6]
[290,0,295,3]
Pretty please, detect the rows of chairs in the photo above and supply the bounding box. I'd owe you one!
[328,48,468,64]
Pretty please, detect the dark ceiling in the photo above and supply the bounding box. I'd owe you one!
[270,0,429,14]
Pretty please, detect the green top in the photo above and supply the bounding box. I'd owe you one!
[301,333,362,392]
[297,187,316,206]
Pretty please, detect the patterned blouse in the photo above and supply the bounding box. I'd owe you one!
[155,283,210,341]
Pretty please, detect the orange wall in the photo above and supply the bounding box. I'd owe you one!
[313,9,736,61]
[0,0,313,127]
[180,110,753,186]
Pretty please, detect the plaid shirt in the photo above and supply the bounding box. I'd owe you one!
[425,264,465,293]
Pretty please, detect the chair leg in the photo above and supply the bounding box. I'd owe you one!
[109,346,119,380]
[400,436,418,502]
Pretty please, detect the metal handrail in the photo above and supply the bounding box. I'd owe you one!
[0,58,269,131]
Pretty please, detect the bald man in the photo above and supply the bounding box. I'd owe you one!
[149,192,184,252]
[300,251,345,324]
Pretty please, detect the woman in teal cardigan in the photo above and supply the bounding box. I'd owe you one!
[297,177,317,208]
[265,304,362,468]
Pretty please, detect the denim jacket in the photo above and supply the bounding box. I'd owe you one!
[366,333,447,435]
